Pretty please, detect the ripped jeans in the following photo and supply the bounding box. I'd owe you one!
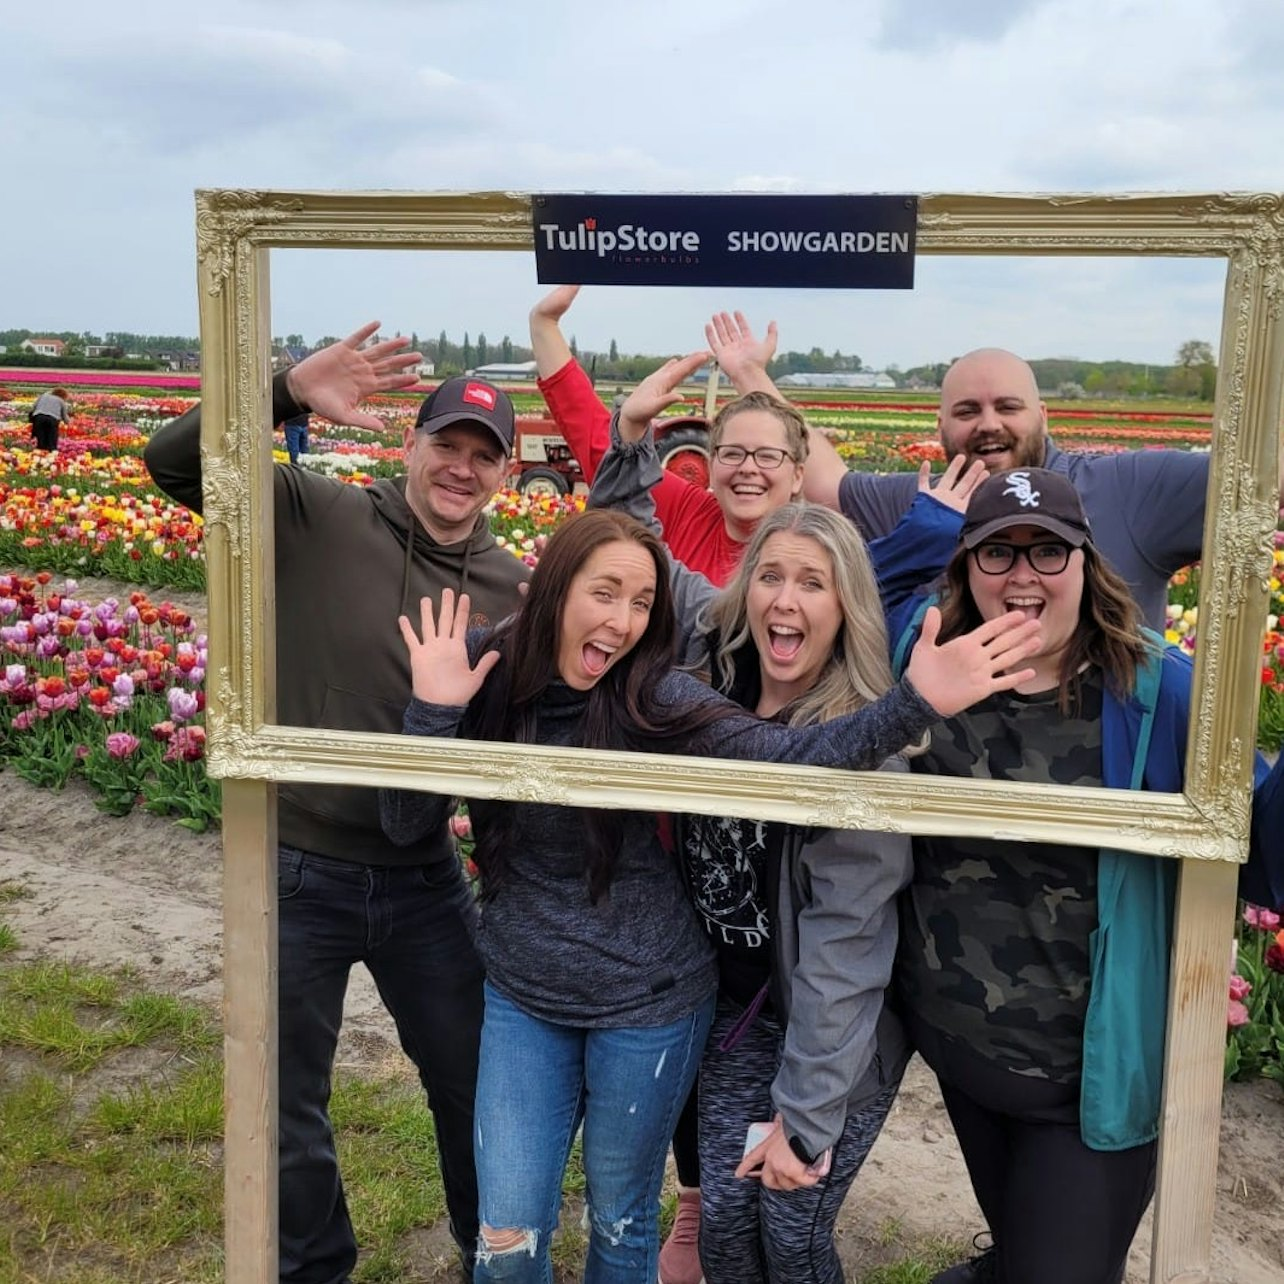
[473,981,714,1283]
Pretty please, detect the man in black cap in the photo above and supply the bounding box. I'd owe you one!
[145,325,529,1283]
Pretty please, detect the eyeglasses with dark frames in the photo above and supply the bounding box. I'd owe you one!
[971,541,1074,576]
[711,445,794,470]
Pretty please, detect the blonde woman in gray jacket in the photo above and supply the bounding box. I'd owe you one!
[589,414,979,1283]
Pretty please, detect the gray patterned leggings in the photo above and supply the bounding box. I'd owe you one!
[697,997,901,1283]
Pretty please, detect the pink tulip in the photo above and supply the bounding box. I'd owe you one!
[105,732,141,759]
[1228,974,1252,1002]
[1244,904,1282,931]
[1227,999,1250,1028]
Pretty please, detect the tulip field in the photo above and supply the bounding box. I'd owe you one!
[0,373,1280,833]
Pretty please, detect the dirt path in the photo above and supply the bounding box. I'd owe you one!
[2,770,1281,1281]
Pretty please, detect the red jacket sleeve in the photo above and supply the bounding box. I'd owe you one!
[536,359,611,481]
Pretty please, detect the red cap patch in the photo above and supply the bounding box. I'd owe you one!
[462,382,497,411]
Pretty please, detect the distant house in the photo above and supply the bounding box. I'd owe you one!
[467,361,539,381]
[21,337,65,357]
[156,350,201,372]
[416,360,436,378]
[85,345,125,360]
[273,345,310,370]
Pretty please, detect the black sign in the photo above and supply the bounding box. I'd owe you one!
[532,194,917,289]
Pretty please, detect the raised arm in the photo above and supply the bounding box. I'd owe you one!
[531,286,616,480]
[529,285,579,377]
[871,456,987,622]
[143,322,420,514]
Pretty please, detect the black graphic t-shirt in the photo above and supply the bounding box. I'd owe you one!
[682,813,777,1006]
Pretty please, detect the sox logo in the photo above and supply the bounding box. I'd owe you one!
[1003,471,1041,508]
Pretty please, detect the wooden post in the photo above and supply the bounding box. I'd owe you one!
[1149,856,1240,1283]
[704,362,720,421]
[222,778,278,1284]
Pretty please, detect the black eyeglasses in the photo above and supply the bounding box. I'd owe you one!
[971,541,1074,576]
[711,445,795,470]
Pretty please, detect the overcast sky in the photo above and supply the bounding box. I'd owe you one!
[7,0,1281,368]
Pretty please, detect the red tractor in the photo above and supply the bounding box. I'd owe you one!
[507,413,713,497]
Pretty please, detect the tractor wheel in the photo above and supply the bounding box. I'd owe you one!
[518,466,569,498]
[656,426,711,490]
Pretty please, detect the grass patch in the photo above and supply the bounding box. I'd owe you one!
[329,1073,449,1282]
[856,1231,972,1283]
[0,924,16,955]
[0,960,217,1072]
[0,881,29,904]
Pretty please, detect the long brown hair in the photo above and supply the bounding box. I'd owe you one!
[936,538,1153,713]
[465,508,733,901]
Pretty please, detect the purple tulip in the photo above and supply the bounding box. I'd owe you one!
[167,687,200,723]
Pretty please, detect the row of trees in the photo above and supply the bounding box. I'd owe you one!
[0,330,198,360]
[1,325,1221,400]
[902,340,1218,400]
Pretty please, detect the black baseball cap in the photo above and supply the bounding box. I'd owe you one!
[961,468,1091,548]
[415,376,515,453]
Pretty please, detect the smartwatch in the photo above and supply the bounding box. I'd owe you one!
[787,1134,818,1167]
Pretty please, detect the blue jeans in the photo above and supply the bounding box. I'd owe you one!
[473,981,714,1284]
[285,421,309,464]
[277,846,484,1283]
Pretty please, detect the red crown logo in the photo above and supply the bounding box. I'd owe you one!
[585,217,597,230]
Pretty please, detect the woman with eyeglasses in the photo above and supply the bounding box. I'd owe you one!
[531,286,809,593]
[887,467,1284,1284]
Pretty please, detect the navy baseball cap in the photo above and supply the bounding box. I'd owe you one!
[415,376,515,453]
[961,468,1091,548]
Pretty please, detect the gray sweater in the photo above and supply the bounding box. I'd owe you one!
[381,665,937,1028]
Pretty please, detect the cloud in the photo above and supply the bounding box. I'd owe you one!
[875,0,1055,51]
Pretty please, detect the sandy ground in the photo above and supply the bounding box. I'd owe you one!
[1,767,1281,1282]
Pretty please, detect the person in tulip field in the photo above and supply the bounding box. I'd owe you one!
[380,506,1045,1284]
[145,328,530,1284]
[282,409,311,465]
[588,390,983,1284]
[879,468,1284,1284]
[706,311,1284,631]
[29,385,72,451]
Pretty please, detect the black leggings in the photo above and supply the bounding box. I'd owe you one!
[31,414,60,451]
[671,1075,701,1187]
[919,1021,1155,1284]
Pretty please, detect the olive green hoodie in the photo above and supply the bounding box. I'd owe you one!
[143,373,530,865]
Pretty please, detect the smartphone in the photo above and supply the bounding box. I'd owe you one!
[805,1148,833,1179]
[743,1120,775,1157]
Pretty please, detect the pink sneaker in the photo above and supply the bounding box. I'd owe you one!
[658,1188,703,1284]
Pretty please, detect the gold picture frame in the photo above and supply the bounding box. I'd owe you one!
[196,190,1283,1284]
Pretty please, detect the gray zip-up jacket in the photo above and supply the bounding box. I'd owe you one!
[588,420,916,1156]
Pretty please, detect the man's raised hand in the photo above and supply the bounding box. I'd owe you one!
[285,322,422,431]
